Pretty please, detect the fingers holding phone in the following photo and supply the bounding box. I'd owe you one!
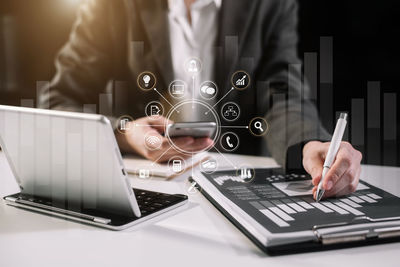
[165,122,216,154]
[115,116,214,163]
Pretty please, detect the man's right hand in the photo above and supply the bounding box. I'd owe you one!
[115,116,213,163]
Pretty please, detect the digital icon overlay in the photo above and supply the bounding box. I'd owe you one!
[165,100,221,155]
[137,71,156,91]
[220,132,240,152]
[168,156,186,174]
[144,132,162,150]
[200,157,218,174]
[145,101,164,119]
[138,169,150,179]
[231,70,250,90]
[200,81,218,100]
[221,102,240,122]
[185,58,202,75]
[115,115,134,134]
[169,80,187,99]
[187,181,202,195]
[235,165,256,183]
[249,117,269,136]
[136,70,271,178]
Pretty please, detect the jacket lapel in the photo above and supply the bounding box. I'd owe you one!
[130,0,258,95]
[216,0,259,94]
[135,0,174,89]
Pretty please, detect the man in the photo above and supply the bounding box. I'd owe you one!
[39,0,362,199]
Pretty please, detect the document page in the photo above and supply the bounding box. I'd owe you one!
[200,168,400,233]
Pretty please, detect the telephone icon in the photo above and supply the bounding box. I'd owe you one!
[220,132,239,151]
[226,136,234,148]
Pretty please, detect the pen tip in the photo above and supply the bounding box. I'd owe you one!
[315,189,324,202]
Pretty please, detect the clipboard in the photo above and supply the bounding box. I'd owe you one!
[190,168,400,254]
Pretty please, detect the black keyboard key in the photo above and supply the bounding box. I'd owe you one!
[132,188,187,216]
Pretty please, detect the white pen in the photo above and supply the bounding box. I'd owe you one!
[315,113,348,202]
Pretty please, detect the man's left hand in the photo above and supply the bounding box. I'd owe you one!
[302,141,363,200]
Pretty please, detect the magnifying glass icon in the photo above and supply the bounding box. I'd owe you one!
[254,121,264,132]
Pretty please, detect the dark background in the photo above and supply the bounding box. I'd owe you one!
[1,0,399,166]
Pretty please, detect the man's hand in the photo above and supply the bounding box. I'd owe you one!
[302,141,362,200]
[115,116,213,163]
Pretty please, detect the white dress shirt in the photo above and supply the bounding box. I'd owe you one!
[168,0,221,120]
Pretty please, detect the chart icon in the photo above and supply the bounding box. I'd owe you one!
[231,70,250,90]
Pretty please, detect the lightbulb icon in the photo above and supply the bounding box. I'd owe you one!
[143,75,151,87]
[137,71,156,91]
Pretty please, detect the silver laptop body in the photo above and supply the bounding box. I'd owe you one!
[0,105,187,230]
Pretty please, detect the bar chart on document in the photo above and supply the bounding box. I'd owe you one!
[202,168,400,233]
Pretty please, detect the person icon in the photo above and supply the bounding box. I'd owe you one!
[185,58,202,74]
[188,59,198,73]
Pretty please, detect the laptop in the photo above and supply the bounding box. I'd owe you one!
[0,105,188,230]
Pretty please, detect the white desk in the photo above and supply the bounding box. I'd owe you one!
[1,151,399,267]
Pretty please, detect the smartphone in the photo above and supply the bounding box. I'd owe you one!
[166,122,217,138]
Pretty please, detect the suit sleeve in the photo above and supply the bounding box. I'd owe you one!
[260,0,331,169]
[38,0,113,113]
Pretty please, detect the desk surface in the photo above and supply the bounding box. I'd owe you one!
[1,151,399,267]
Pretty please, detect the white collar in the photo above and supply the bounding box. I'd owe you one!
[168,0,222,14]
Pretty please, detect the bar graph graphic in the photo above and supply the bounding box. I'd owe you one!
[9,34,399,167]
[206,168,395,231]
[249,192,384,228]
[298,36,397,165]
[235,75,247,86]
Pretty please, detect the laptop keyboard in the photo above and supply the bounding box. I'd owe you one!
[6,189,186,218]
[4,188,187,227]
[133,188,184,216]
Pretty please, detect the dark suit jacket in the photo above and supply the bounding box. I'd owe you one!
[39,0,330,168]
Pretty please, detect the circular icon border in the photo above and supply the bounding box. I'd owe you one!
[115,115,134,135]
[249,117,269,137]
[144,132,163,151]
[220,102,241,122]
[231,70,251,90]
[219,131,240,152]
[235,165,256,183]
[165,99,221,155]
[168,80,188,100]
[199,81,218,100]
[168,156,186,174]
[184,57,202,75]
[145,101,164,120]
[137,71,157,91]
[199,157,219,174]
